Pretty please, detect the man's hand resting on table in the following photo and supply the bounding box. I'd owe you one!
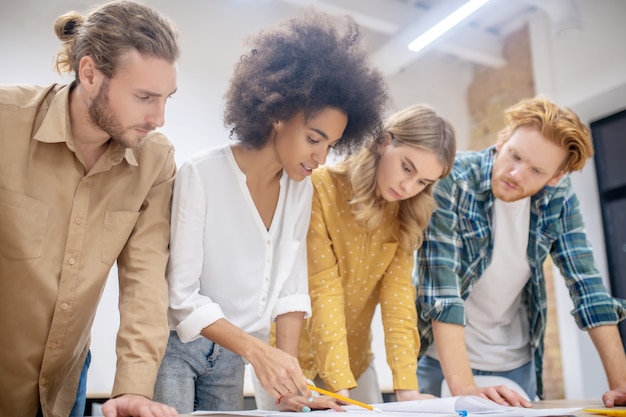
[454,384,532,408]
[101,394,178,417]
[602,387,626,407]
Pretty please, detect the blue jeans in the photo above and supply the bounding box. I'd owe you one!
[417,355,537,400]
[69,350,90,417]
[154,331,245,413]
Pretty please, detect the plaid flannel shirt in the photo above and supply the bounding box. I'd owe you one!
[414,146,626,398]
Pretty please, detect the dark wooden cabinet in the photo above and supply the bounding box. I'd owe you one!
[591,108,626,349]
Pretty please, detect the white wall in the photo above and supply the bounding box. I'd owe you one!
[1,0,624,400]
[0,0,471,397]
[527,0,626,399]
[388,53,473,151]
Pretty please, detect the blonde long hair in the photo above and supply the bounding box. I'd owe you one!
[330,104,456,252]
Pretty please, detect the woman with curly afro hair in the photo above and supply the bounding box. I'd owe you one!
[154,9,388,413]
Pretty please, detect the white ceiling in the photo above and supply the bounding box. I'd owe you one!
[4,0,582,79]
[274,0,583,76]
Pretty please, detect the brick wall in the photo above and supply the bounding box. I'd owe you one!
[466,26,535,150]
[542,258,565,399]
[465,25,565,399]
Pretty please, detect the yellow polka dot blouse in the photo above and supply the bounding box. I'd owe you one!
[299,167,420,393]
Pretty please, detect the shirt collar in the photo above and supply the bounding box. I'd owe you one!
[33,83,138,167]
[109,141,139,166]
[479,146,497,195]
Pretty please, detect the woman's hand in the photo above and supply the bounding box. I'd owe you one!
[248,344,311,400]
[395,389,436,401]
[276,393,346,412]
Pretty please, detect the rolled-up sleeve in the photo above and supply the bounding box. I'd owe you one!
[168,161,225,343]
[415,175,466,327]
[113,144,176,398]
[549,190,626,329]
[272,179,313,320]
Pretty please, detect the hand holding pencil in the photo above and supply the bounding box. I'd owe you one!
[275,389,346,413]
[274,377,383,413]
[307,384,381,412]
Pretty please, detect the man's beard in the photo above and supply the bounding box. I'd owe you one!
[492,171,525,202]
[88,78,151,149]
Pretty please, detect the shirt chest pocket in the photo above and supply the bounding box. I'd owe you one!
[0,189,48,260]
[536,222,562,256]
[458,216,489,239]
[101,211,140,266]
[459,216,490,259]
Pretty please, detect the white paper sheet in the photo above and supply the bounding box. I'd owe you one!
[192,396,581,417]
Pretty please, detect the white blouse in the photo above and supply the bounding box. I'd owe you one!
[167,144,312,343]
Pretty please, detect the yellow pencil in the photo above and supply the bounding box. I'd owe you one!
[584,409,626,417]
[307,384,378,411]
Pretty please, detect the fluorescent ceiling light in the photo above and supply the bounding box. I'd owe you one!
[408,0,493,53]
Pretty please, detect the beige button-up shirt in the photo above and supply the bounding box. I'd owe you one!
[0,83,175,417]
